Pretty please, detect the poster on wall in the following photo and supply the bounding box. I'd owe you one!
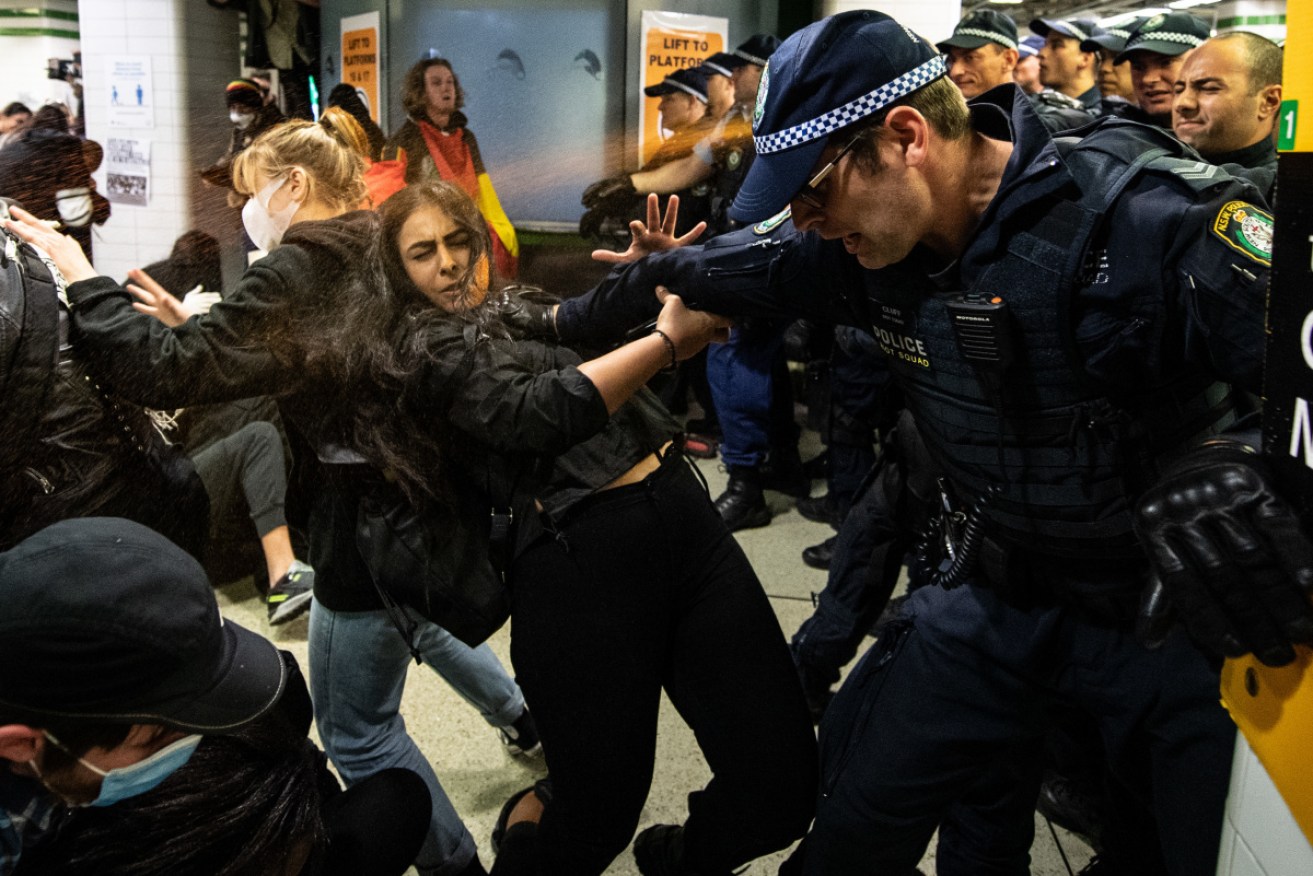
[638,11,727,166]
[107,56,153,128]
[341,11,382,122]
[104,137,150,206]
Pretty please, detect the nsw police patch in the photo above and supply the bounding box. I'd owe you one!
[753,207,791,235]
[753,63,769,131]
[1211,201,1273,265]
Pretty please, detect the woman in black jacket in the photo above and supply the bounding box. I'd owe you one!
[363,182,818,876]
[3,112,536,876]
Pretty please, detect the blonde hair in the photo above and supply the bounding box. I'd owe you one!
[232,109,367,210]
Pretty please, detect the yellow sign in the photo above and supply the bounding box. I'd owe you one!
[340,12,381,123]
[639,11,726,166]
[1221,647,1313,843]
[1280,0,1310,151]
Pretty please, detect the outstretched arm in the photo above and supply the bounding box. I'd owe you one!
[629,152,715,197]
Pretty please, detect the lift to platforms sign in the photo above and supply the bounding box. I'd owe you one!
[341,12,381,123]
[638,11,726,166]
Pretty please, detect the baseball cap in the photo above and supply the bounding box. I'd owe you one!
[1029,18,1099,44]
[729,10,945,224]
[1115,12,1210,63]
[729,34,781,67]
[0,518,287,733]
[1080,17,1149,56]
[225,78,264,109]
[698,54,735,79]
[1018,35,1044,59]
[937,10,1019,52]
[644,67,708,102]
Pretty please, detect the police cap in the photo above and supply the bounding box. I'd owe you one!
[729,11,944,224]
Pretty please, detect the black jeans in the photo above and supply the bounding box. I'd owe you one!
[505,454,817,875]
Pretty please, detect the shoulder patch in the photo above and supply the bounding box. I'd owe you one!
[753,207,791,235]
[753,63,769,131]
[1211,201,1273,266]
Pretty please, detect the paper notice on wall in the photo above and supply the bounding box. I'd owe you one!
[105,138,150,206]
[638,11,727,166]
[341,12,382,122]
[108,56,153,128]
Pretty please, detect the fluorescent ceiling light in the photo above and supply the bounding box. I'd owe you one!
[1098,8,1169,27]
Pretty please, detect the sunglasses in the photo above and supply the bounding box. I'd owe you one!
[795,132,866,211]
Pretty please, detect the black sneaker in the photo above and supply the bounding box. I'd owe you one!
[633,824,687,876]
[796,494,843,528]
[498,707,543,758]
[267,561,314,625]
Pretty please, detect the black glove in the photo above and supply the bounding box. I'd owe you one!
[581,174,636,210]
[578,207,607,239]
[1134,439,1313,666]
[490,284,558,340]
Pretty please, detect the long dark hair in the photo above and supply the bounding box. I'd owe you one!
[326,181,496,507]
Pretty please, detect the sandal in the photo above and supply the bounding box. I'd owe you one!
[491,777,553,855]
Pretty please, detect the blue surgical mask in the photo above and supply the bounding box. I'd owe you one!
[41,731,203,807]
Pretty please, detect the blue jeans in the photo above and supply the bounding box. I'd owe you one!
[706,321,795,468]
[309,599,526,875]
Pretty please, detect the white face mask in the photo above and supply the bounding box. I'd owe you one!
[230,110,254,129]
[241,175,299,251]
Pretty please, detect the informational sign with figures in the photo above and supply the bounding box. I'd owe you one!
[1229,0,1313,856]
[107,56,153,128]
[341,12,381,122]
[639,11,726,166]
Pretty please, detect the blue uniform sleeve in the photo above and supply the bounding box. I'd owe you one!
[555,218,869,345]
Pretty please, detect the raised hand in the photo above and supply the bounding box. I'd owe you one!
[593,194,707,266]
[126,268,195,327]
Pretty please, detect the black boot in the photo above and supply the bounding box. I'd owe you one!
[761,448,811,498]
[714,467,771,531]
[634,824,734,876]
[801,535,836,570]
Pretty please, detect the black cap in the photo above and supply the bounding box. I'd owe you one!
[730,34,781,67]
[1080,17,1149,56]
[730,11,944,224]
[644,67,708,102]
[937,10,1019,52]
[1115,12,1210,63]
[698,54,736,79]
[1030,18,1099,45]
[0,518,287,733]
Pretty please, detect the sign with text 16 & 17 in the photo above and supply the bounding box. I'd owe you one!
[341,11,381,122]
[1230,0,1313,850]
[638,10,726,166]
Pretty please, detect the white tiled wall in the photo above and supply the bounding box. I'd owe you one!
[79,0,241,283]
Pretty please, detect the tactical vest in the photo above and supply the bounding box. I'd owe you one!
[859,124,1237,562]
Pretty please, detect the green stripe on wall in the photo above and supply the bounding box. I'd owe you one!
[1216,15,1286,27]
[0,26,80,38]
[0,9,79,21]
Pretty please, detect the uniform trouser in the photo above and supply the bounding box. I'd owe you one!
[305,472,525,876]
[706,322,797,469]
[787,580,1235,876]
[790,459,906,687]
[501,456,818,875]
[191,420,288,543]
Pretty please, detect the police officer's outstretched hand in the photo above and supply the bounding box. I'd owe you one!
[1134,438,1313,666]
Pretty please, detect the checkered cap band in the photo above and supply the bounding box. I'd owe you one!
[702,61,733,78]
[954,27,1018,50]
[754,55,947,155]
[735,49,768,66]
[1125,31,1205,51]
[1107,27,1131,40]
[1052,20,1090,42]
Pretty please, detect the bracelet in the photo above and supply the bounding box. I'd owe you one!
[651,328,678,372]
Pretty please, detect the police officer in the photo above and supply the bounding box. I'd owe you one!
[1173,32,1282,199]
[1013,35,1044,95]
[541,10,1310,874]
[1081,19,1148,112]
[1030,17,1103,118]
[1115,11,1210,128]
[939,10,1090,132]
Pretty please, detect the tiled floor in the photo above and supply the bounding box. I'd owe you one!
[216,433,1093,874]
